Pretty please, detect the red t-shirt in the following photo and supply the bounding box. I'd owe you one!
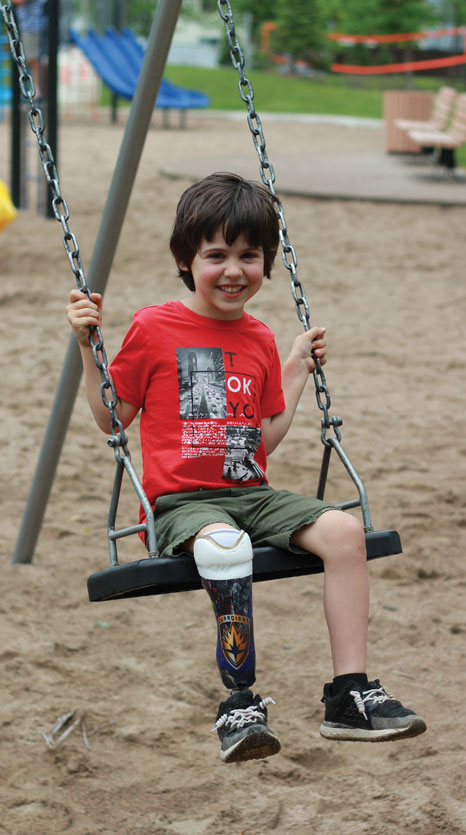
[109,300,285,511]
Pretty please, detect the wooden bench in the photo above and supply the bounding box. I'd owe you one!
[395,86,456,134]
[408,93,466,170]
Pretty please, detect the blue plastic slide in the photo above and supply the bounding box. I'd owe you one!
[70,28,210,110]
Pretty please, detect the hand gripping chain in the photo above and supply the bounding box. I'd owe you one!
[217,0,342,446]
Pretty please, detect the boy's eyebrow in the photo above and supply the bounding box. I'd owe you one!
[200,241,263,253]
[199,242,227,252]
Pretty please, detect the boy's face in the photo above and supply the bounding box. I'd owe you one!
[181,229,265,321]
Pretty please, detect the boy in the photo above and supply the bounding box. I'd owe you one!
[67,173,426,764]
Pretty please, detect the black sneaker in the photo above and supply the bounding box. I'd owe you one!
[319,679,427,742]
[213,689,281,763]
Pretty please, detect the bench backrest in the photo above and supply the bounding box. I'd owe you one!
[449,94,466,144]
[431,86,456,131]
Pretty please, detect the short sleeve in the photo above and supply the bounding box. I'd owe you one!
[109,316,152,409]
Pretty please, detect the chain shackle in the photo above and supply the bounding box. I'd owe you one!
[1,0,129,450]
[216,0,342,445]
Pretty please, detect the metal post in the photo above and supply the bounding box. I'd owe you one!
[10,37,21,206]
[12,0,183,564]
[45,0,59,218]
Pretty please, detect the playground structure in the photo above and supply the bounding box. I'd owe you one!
[8,0,59,216]
[70,27,210,126]
[0,30,11,117]
[0,176,16,231]
[6,7,210,216]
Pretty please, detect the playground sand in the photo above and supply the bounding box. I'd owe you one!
[1,114,465,834]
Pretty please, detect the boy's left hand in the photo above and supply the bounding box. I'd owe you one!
[290,327,327,373]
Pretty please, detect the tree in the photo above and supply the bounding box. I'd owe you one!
[126,0,158,36]
[323,0,435,35]
[272,0,324,66]
[441,0,466,25]
[321,0,437,72]
[125,1,221,38]
[230,0,278,36]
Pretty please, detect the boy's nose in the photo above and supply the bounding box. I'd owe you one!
[223,259,242,277]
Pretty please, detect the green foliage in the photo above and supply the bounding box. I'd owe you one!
[230,0,278,35]
[127,0,158,37]
[437,0,466,26]
[323,0,435,35]
[375,0,436,34]
[272,0,324,64]
[319,0,437,70]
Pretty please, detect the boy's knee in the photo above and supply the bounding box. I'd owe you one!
[322,511,366,560]
[339,511,365,539]
[295,510,365,560]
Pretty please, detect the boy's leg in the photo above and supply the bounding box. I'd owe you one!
[190,523,281,763]
[292,511,426,741]
[291,510,369,677]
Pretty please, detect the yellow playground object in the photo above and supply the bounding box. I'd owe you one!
[0,179,17,233]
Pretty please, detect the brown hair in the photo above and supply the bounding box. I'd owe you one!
[169,172,280,291]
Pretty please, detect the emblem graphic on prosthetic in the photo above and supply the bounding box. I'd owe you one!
[194,529,255,690]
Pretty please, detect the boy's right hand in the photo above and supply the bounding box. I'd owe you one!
[66,289,102,346]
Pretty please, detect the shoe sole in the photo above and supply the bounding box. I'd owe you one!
[319,716,427,742]
[221,727,281,763]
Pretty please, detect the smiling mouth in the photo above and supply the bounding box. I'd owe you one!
[217,285,246,296]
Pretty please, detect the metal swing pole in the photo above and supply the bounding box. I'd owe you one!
[12,0,183,565]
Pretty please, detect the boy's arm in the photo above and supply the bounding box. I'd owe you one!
[261,327,326,455]
[66,289,139,433]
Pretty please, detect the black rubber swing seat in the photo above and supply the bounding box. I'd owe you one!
[87,529,401,601]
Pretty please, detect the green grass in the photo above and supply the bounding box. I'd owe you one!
[165,65,386,118]
[101,65,466,166]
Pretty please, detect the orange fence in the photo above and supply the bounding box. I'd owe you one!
[328,25,466,74]
[259,22,466,75]
[328,26,466,44]
[332,54,466,75]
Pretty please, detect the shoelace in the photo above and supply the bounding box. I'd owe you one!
[212,697,275,733]
[350,685,396,720]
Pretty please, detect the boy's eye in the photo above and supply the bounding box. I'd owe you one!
[241,249,262,259]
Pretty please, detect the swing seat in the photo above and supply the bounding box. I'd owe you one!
[87,529,401,601]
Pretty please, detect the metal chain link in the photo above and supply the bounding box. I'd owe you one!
[1,1,128,449]
[217,0,342,444]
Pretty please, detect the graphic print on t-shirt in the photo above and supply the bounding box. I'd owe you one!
[177,347,226,420]
[176,347,264,481]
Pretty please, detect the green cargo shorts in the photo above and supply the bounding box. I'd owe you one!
[153,485,336,557]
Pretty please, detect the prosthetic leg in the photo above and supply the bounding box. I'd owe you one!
[194,529,280,763]
[194,528,255,690]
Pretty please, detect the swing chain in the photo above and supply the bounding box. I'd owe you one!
[1,0,129,451]
[217,0,342,445]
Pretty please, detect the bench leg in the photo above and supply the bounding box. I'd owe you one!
[438,147,456,170]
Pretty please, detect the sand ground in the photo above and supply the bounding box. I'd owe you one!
[1,111,465,834]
